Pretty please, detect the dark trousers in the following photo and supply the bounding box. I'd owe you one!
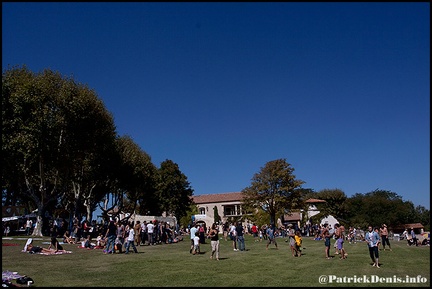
[368,246,379,262]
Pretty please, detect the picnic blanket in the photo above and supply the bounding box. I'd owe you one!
[38,250,72,255]
[21,238,72,254]
[2,243,20,246]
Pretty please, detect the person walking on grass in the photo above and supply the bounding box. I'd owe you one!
[380,224,392,251]
[366,225,381,268]
[208,223,220,260]
[190,223,198,253]
[124,222,138,254]
[266,224,278,250]
[192,231,200,255]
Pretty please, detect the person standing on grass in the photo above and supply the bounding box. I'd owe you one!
[266,224,278,250]
[333,223,341,255]
[321,223,331,259]
[133,220,141,247]
[124,222,138,254]
[286,224,296,257]
[229,222,238,251]
[294,230,302,257]
[199,224,206,244]
[147,220,155,246]
[140,221,147,245]
[380,224,392,251]
[25,218,33,235]
[251,223,259,242]
[104,220,117,254]
[236,221,245,251]
[365,225,380,268]
[409,227,418,246]
[192,231,200,255]
[190,223,198,253]
[223,222,229,241]
[208,223,220,260]
[115,220,125,254]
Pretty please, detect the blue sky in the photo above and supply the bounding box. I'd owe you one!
[2,2,430,210]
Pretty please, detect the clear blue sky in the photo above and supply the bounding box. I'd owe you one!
[2,2,430,210]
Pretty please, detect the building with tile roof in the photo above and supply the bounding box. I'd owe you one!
[190,193,339,230]
[191,192,245,228]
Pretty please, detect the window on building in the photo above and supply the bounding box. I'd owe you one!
[199,207,205,215]
[224,205,237,216]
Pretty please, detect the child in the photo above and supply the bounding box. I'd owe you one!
[124,223,138,254]
[96,233,106,248]
[337,237,346,259]
[259,230,263,242]
[192,231,200,255]
[294,230,302,257]
[82,235,95,249]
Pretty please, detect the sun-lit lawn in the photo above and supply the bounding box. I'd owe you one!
[2,234,430,287]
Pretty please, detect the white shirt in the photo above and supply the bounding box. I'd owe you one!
[147,223,154,234]
[127,227,135,241]
[190,226,198,240]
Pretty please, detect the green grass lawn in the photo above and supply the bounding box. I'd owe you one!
[2,234,430,287]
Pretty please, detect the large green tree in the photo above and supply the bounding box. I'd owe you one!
[156,159,194,221]
[2,66,117,235]
[313,188,349,225]
[114,135,157,218]
[241,158,305,226]
[345,189,418,229]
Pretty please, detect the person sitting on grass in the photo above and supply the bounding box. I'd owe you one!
[48,236,67,253]
[96,233,107,248]
[63,230,76,244]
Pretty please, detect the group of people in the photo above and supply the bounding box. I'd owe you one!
[189,223,220,260]
[102,219,184,254]
[57,218,185,254]
[189,221,306,259]
[23,237,69,254]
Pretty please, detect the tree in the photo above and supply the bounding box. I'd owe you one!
[344,189,418,229]
[2,65,117,235]
[179,203,198,229]
[156,160,194,221]
[114,135,157,217]
[241,158,305,226]
[414,205,430,231]
[213,206,221,224]
[313,188,349,225]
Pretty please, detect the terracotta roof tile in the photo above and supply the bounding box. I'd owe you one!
[192,192,244,204]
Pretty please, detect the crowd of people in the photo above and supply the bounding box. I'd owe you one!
[16,215,429,270]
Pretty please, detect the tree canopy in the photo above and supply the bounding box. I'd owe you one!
[241,158,305,226]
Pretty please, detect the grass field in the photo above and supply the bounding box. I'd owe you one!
[2,234,430,287]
